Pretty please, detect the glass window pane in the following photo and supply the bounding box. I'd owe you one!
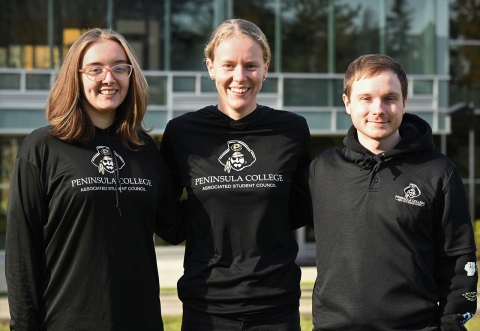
[385,0,435,74]
[284,79,328,107]
[281,0,329,72]
[146,76,167,105]
[337,111,352,130]
[334,0,382,72]
[144,110,168,131]
[438,114,446,132]
[171,0,213,70]
[297,111,331,130]
[413,80,433,95]
[201,78,217,92]
[114,0,165,70]
[0,109,48,129]
[260,78,277,93]
[414,112,433,128]
[173,77,195,92]
[0,74,20,89]
[438,80,448,108]
[26,74,51,90]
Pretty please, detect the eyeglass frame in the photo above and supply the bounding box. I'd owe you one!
[78,64,134,81]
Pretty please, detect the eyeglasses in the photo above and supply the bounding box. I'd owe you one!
[79,64,134,81]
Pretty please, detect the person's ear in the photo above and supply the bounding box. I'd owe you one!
[206,59,215,79]
[343,94,351,115]
[402,97,407,114]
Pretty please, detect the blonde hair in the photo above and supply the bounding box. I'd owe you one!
[343,54,408,101]
[46,28,149,150]
[204,19,271,64]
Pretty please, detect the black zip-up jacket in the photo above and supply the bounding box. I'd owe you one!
[6,125,184,331]
[160,105,312,320]
[309,113,477,330]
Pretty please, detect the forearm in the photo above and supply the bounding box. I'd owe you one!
[436,252,478,330]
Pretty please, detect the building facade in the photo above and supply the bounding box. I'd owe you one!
[0,0,479,258]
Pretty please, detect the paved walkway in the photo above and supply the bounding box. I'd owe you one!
[0,246,316,320]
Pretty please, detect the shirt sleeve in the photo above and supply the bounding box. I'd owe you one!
[288,120,313,230]
[434,166,477,329]
[6,157,47,330]
[436,253,477,331]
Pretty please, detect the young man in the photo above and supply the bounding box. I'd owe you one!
[309,54,477,330]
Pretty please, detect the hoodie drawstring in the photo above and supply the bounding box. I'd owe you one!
[102,130,122,216]
[354,153,392,188]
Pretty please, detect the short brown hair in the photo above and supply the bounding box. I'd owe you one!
[343,54,408,101]
[46,28,148,150]
[204,19,271,64]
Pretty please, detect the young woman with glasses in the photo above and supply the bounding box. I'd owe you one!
[5,28,184,331]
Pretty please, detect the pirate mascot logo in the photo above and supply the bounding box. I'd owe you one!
[218,140,256,173]
[91,146,125,174]
[404,183,421,201]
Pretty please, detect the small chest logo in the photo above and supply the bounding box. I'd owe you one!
[218,140,256,173]
[394,183,425,207]
[91,146,125,174]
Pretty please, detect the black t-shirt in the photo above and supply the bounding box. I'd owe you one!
[161,105,312,320]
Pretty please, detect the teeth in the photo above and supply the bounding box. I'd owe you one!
[230,87,248,93]
[100,90,116,95]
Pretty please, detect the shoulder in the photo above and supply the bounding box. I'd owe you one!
[418,149,457,174]
[313,148,343,163]
[15,126,60,167]
[18,126,54,153]
[259,106,309,130]
[264,106,306,122]
[164,111,201,132]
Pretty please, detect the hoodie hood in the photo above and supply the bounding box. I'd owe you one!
[343,113,435,172]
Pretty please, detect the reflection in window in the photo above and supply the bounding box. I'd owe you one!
[386,0,435,75]
[171,0,213,70]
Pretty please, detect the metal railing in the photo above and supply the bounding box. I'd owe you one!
[0,68,451,135]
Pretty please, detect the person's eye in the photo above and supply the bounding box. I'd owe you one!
[88,67,103,74]
[113,65,128,73]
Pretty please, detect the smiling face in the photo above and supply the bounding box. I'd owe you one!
[80,39,130,128]
[206,35,269,120]
[343,70,406,154]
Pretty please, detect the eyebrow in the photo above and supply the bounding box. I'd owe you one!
[356,91,401,97]
[82,59,129,67]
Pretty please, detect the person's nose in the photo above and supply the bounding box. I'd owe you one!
[102,68,116,83]
[371,98,386,115]
[233,66,246,83]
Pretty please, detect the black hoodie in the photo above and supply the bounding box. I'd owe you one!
[6,125,184,331]
[309,113,477,330]
[160,105,312,320]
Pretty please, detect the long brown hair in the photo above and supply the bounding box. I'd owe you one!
[46,28,148,150]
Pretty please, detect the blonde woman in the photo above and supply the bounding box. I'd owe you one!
[161,19,312,331]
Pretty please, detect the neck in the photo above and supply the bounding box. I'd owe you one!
[84,108,116,129]
[217,103,256,121]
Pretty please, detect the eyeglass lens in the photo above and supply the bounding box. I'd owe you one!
[84,65,132,81]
